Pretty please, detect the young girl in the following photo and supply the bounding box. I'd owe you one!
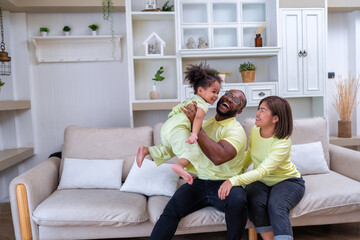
[136,63,221,185]
[218,96,305,240]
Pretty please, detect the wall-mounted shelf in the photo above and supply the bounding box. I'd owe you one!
[0,100,31,111]
[31,35,123,63]
[0,148,34,172]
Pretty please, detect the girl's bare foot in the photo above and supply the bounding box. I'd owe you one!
[171,164,193,185]
[136,146,149,167]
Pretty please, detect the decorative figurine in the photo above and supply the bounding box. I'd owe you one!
[186,37,196,49]
[198,36,208,48]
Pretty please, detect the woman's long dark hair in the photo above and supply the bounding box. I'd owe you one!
[259,96,293,139]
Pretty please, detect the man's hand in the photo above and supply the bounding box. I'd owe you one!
[181,101,197,125]
[218,180,233,200]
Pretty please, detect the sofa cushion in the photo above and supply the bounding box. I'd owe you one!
[33,189,148,227]
[242,117,330,166]
[148,195,225,227]
[290,171,360,218]
[61,125,153,180]
[121,158,179,197]
[291,141,330,175]
[58,158,124,189]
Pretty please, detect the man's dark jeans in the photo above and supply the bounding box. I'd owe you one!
[246,177,305,239]
[150,178,248,240]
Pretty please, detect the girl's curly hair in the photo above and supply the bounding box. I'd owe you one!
[184,62,221,93]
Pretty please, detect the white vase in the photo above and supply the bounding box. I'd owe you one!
[91,31,97,36]
[149,85,159,100]
[41,32,48,37]
[64,31,70,36]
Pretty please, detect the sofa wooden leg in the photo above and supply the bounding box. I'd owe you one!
[248,227,257,240]
[16,184,32,240]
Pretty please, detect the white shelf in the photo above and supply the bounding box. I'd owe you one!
[132,99,181,111]
[180,47,280,58]
[31,35,123,63]
[132,12,175,21]
[133,55,177,60]
[0,100,31,111]
[0,148,34,172]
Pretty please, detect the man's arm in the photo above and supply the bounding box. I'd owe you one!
[181,103,237,165]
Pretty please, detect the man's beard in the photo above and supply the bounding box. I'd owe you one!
[216,100,238,117]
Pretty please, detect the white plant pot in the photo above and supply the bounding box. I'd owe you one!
[149,85,159,100]
[91,31,97,36]
[64,31,70,36]
[41,32,48,37]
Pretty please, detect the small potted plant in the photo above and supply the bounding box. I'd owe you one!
[215,71,232,83]
[63,26,71,36]
[150,66,165,99]
[239,62,256,83]
[0,79,4,92]
[88,24,99,36]
[40,27,49,37]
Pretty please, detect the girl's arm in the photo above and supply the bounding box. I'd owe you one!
[186,107,205,144]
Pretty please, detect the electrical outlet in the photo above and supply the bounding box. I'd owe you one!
[328,72,335,79]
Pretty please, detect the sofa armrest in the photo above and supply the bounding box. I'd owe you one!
[9,156,61,240]
[329,144,360,182]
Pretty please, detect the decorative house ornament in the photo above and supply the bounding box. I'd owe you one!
[145,0,157,10]
[186,37,196,49]
[0,8,11,76]
[143,32,165,56]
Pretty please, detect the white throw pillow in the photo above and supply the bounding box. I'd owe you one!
[58,158,124,189]
[120,158,179,197]
[291,141,330,175]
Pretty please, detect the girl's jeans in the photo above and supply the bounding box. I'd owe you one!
[246,177,305,240]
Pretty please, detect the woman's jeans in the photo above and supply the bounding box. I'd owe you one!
[150,178,248,240]
[246,177,305,240]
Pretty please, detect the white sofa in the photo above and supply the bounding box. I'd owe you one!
[9,117,360,240]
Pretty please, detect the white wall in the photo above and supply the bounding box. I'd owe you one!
[327,11,360,136]
[0,11,129,201]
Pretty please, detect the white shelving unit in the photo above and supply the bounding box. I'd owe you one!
[0,101,34,171]
[127,0,326,126]
[31,35,123,63]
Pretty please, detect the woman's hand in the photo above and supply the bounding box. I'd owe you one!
[218,180,233,200]
[181,101,198,125]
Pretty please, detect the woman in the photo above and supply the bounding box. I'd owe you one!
[218,96,305,240]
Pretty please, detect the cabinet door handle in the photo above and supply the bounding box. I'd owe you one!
[303,50,307,57]
[298,50,303,57]
[258,92,265,97]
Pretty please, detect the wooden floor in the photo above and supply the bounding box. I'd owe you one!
[1,202,359,240]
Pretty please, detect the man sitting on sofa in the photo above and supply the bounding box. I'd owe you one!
[150,89,249,240]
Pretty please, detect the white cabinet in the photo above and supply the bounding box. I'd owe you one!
[280,9,325,97]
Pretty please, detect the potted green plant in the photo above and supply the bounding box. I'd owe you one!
[0,79,5,93]
[215,71,232,83]
[88,24,99,36]
[63,26,71,36]
[239,62,256,83]
[161,1,174,11]
[40,27,49,37]
[150,66,165,99]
